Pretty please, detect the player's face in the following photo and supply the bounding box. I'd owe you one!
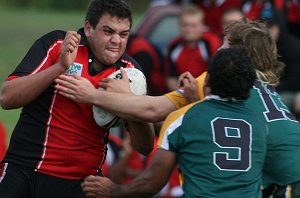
[179,13,204,42]
[85,13,131,65]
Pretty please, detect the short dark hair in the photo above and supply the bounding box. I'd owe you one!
[85,0,132,29]
[208,47,256,100]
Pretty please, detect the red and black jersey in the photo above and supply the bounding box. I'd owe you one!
[196,0,242,36]
[126,35,167,95]
[3,28,143,179]
[166,32,221,78]
[288,0,300,23]
[242,0,286,20]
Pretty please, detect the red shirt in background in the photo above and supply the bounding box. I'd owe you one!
[0,122,7,161]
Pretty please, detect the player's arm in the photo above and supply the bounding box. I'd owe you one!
[126,121,154,155]
[0,31,81,109]
[82,148,176,198]
[55,71,177,122]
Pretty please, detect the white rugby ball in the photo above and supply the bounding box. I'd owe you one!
[93,68,147,128]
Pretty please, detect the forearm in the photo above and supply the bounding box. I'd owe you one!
[111,174,158,198]
[126,121,154,156]
[93,93,176,122]
[0,62,66,109]
[110,150,176,198]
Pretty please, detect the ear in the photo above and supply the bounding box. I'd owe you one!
[204,73,211,97]
[84,21,93,37]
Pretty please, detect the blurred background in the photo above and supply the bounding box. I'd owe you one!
[0,0,151,143]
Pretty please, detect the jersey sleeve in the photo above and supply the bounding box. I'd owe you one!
[164,72,207,109]
[7,30,65,81]
[158,103,194,152]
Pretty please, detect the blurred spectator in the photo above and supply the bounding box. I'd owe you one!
[262,7,300,108]
[287,0,300,38]
[0,121,7,161]
[193,0,242,36]
[242,0,285,20]
[105,131,183,198]
[221,8,245,33]
[165,5,221,91]
[126,35,167,95]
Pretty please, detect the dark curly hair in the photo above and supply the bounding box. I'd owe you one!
[208,47,256,100]
[85,0,132,29]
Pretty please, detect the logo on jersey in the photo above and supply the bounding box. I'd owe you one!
[65,62,83,76]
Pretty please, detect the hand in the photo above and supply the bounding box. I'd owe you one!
[82,175,115,198]
[178,72,199,103]
[55,75,97,104]
[100,68,132,94]
[60,31,81,69]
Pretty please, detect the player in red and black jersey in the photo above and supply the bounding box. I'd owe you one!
[0,0,154,198]
[165,5,221,91]
[126,35,167,95]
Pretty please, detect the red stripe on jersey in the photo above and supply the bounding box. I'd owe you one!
[121,59,135,68]
[5,40,63,82]
[31,40,63,75]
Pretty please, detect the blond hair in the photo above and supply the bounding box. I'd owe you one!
[225,20,285,86]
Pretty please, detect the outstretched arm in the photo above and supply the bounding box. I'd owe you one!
[55,75,176,122]
[82,148,176,198]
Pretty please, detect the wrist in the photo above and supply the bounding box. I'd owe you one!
[56,62,69,73]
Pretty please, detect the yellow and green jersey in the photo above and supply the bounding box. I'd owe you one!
[165,72,300,188]
[158,96,267,197]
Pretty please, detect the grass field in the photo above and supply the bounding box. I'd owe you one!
[0,6,142,144]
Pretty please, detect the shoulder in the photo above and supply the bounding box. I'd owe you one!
[157,101,206,149]
[37,30,66,43]
[161,101,204,134]
[168,37,185,50]
[119,53,143,71]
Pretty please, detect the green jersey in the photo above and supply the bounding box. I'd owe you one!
[247,80,300,187]
[158,96,267,198]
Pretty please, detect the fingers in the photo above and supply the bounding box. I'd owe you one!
[62,31,81,54]
[55,75,81,99]
[181,78,190,88]
[99,78,112,90]
[55,74,78,85]
[120,67,129,81]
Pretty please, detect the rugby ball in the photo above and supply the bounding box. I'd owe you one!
[93,68,147,128]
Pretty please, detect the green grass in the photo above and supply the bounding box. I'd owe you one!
[0,7,85,144]
[0,7,142,144]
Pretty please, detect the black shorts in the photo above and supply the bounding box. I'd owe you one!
[0,162,87,198]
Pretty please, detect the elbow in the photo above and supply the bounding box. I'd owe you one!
[0,84,14,109]
[141,147,153,156]
[0,93,18,110]
[135,142,154,156]
[0,94,10,110]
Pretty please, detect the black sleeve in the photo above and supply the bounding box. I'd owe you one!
[10,30,66,77]
[131,51,153,80]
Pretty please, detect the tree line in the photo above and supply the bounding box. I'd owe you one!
[0,0,150,12]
